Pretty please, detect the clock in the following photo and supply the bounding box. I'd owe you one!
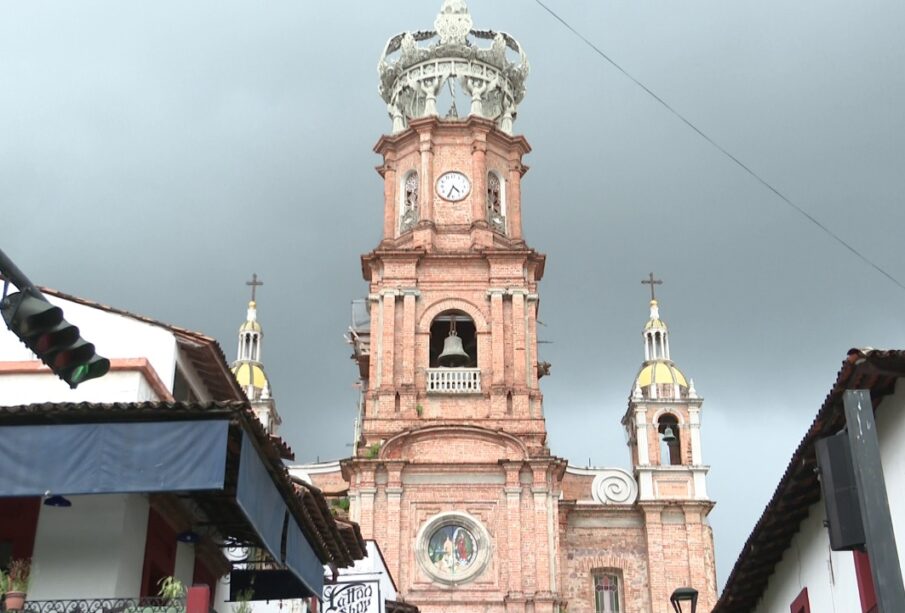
[437,171,471,202]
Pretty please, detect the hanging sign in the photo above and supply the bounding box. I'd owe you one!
[322,581,380,613]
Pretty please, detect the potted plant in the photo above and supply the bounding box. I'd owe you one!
[5,558,31,611]
[157,576,186,600]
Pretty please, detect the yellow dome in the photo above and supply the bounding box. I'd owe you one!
[644,318,667,331]
[231,362,269,389]
[635,361,687,388]
[240,320,262,332]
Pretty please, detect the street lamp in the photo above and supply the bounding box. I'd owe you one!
[670,587,698,613]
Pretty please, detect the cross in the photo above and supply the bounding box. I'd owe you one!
[246,273,263,302]
[642,272,662,301]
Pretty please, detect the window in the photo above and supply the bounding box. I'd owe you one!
[400,171,419,232]
[790,587,810,613]
[658,413,681,465]
[593,571,621,613]
[486,172,505,233]
[429,311,477,368]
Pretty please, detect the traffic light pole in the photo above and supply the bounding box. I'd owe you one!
[0,247,41,297]
[0,247,110,387]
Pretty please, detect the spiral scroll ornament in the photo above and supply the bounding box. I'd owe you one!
[592,469,638,505]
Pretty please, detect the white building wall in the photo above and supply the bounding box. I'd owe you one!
[0,294,178,402]
[753,379,905,613]
[874,377,905,589]
[751,505,862,613]
[30,494,150,600]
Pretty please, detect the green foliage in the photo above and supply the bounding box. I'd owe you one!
[415,404,424,417]
[333,497,351,512]
[0,569,8,594]
[7,558,30,592]
[235,588,254,613]
[157,576,185,600]
[366,443,381,459]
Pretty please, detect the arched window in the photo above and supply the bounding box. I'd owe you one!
[486,171,506,233]
[429,311,477,368]
[592,570,621,612]
[400,171,419,232]
[658,413,681,466]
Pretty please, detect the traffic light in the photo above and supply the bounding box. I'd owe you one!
[1,290,110,388]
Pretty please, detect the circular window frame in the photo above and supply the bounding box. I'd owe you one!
[415,511,492,585]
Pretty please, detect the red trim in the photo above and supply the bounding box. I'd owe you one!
[854,550,879,613]
[140,508,178,597]
[0,358,174,401]
[790,587,810,613]
[186,585,210,613]
[0,498,41,565]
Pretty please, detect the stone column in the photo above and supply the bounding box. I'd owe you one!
[471,137,488,225]
[508,160,524,239]
[527,294,539,390]
[381,291,397,391]
[532,467,551,594]
[512,290,527,389]
[370,294,383,396]
[401,290,419,387]
[489,289,506,387]
[382,156,397,239]
[689,406,703,465]
[503,463,524,597]
[419,132,434,222]
[643,505,667,613]
[385,463,405,583]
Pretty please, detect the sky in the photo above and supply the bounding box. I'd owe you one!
[2,0,904,590]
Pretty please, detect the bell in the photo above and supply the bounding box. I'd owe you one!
[661,426,677,444]
[438,330,470,367]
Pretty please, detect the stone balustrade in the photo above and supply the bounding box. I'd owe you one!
[426,367,481,394]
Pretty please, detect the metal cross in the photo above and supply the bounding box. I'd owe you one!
[642,272,662,301]
[246,273,263,302]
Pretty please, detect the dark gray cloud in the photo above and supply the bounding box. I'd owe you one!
[3,0,904,588]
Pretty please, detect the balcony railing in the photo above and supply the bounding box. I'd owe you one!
[426,368,481,394]
[20,598,186,613]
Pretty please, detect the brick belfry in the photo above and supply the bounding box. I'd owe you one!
[296,2,718,611]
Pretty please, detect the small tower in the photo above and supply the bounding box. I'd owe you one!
[231,274,281,435]
[623,276,707,497]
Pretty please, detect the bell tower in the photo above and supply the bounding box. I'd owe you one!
[621,278,717,612]
[342,3,565,611]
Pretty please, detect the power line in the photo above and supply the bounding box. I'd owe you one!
[533,0,905,293]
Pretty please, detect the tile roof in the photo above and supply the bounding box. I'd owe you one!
[714,348,905,613]
[0,400,365,569]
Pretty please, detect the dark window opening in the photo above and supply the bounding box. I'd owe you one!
[658,414,681,466]
[429,312,477,368]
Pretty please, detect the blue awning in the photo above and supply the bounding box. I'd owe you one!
[236,431,324,594]
[0,420,228,496]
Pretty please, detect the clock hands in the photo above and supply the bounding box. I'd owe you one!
[448,185,460,198]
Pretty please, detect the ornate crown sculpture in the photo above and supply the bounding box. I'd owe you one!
[378,0,529,135]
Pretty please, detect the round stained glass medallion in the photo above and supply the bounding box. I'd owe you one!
[427,524,478,574]
[416,512,491,585]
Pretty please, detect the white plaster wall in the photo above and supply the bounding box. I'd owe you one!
[875,377,905,588]
[0,371,153,404]
[0,294,177,402]
[173,542,195,588]
[30,494,150,599]
[751,504,862,612]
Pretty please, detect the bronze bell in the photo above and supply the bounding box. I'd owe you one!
[438,328,470,367]
[661,426,678,444]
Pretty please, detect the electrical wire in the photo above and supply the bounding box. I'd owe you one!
[533,0,905,293]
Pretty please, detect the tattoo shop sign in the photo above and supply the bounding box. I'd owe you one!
[322,581,380,613]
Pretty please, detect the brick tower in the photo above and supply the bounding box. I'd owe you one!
[342,2,564,611]
[297,3,718,611]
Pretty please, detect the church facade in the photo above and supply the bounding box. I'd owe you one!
[298,3,718,611]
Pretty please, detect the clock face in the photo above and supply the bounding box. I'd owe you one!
[437,171,471,202]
